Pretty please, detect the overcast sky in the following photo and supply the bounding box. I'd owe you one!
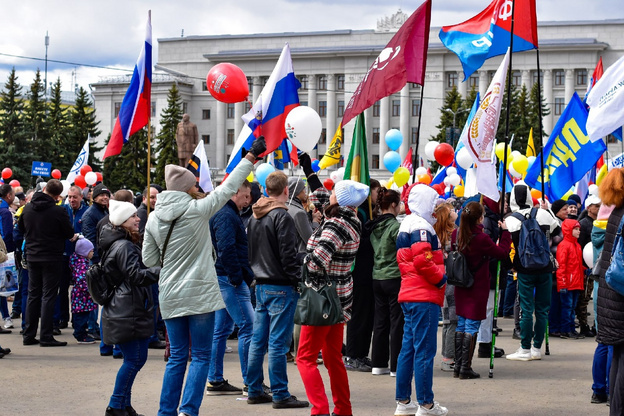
[0,0,621,95]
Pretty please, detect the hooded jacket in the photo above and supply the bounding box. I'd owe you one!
[287,195,315,261]
[556,219,584,291]
[367,213,401,281]
[247,196,300,287]
[18,192,75,262]
[396,185,446,305]
[504,181,561,275]
[81,202,108,263]
[142,158,253,320]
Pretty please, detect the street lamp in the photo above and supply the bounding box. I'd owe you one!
[441,107,468,148]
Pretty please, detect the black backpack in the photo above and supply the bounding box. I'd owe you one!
[511,208,551,270]
[86,247,116,306]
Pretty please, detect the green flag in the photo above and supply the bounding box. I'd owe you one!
[343,112,370,186]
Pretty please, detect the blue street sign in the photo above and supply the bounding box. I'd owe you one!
[31,161,52,177]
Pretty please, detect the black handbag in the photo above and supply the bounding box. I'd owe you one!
[445,250,475,288]
[294,266,344,326]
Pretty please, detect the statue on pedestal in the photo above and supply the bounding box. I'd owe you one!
[176,114,199,166]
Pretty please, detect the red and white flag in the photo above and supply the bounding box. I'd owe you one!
[401,147,413,174]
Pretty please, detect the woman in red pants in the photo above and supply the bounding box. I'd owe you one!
[297,180,370,416]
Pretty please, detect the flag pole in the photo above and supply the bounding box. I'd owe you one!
[535,49,546,201]
[146,10,152,216]
[412,85,426,183]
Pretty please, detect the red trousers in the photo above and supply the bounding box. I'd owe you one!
[297,323,352,416]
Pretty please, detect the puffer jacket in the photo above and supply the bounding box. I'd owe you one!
[396,184,446,306]
[142,158,253,320]
[100,223,160,345]
[367,213,401,281]
[81,202,108,263]
[555,219,584,292]
[595,205,624,345]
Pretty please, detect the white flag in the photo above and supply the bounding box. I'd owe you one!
[187,140,213,192]
[460,49,510,202]
[66,138,90,184]
[587,54,624,142]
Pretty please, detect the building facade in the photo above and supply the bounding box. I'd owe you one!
[91,15,624,178]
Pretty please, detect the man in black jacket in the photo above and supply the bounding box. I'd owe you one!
[246,171,308,409]
[19,180,77,347]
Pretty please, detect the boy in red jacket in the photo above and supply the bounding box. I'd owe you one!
[556,219,586,339]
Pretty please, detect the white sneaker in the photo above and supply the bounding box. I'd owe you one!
[416,401,448,416]
[224,346,233,353]
[530,346,542,360]
[390,371,397,377]
[395,400,419,416]
[372,367,390,375]
[506,347,531,361]
[3,318,13,329]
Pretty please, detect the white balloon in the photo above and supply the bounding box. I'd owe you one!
[336,167,346,182]
[508,163,522,178]
[416,167,427,176]
[511,150,522,159]
[443,177,451,186]
[84,171,98,186]
[446,167,457,176]
[456,147,474,170]
[588,184,599,196]
[425,141,438,161]
[448,173,461,186]
[284,106,322,153]
[583,243,594,268]
[60,180,70,198]
[330,170,341,183]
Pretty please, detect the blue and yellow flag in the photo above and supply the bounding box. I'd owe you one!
[524,92,606,202]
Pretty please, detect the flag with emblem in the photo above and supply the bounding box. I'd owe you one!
[318,124,344,169]
[186,139,213,192]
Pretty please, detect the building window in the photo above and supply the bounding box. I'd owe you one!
[261,77,269,86]
[576,69,588,86]
[392,99,401,117]
[554,70,565,86]
[372,128,380,144]
[247,77,252,91]
[554,97,565,115]
[318,128,327,145]
[318,100,327,117]
[469,74,479,89]
[337,75,345,90]
[373,101,380,117]
[372,154,380,169]
[299,75,308,90]
[410,83,421,89]
[202,81,208,91]
[226,103,235,119]
[411,128,418,144]
[202,134,210,145]
[226,129,235,145]
[151,101,156,118]
[411,99,421,117]
[182,102,188,114]
[114,102,121,118]
[202,109,211,120]
[447,72,458,88]
[512,71,521,87]
[337,100,345,117]
[318,75,327,90]
[300,101,308,107]
[532,71,543,86]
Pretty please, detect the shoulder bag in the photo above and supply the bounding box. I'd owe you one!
[605,216,624,296]
[294,265,344,326]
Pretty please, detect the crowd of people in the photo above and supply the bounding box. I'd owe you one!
[0,139,623,416]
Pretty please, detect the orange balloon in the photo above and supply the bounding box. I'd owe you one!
[530,188,542,199]
[417,173,432,185]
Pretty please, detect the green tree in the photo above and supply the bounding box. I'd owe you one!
[433,86,468,146]
[23,70,51,164]
[463,86,479,114]
[154,84,183,185]
[0,68,32,183]
[529,81,551,152]
[103,127,155,192]
[69,87,102,171]
[47,78,71,174]
[511,84,532,153]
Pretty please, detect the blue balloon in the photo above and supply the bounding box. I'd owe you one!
[255,163,275,187]
[311,159,321,172]
[385,129,403,151]
[383,151,402,173]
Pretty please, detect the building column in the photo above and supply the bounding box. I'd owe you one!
[479,70,488,97]
[252,76,261,104]
[522,70,531,88]
[565,69,575,104]
[399,84,410,160]
[307,74,317,111]
[542,70,553,137]
[326,74,336,161]
[458,71,468,98]
[379,96,390,160]
[234,102,244,137]
[216,101,226,170]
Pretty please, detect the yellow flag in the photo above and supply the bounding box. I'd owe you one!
[318,124,343,170]
[526,127,536,157]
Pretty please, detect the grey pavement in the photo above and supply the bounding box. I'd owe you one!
[0,307,608,416]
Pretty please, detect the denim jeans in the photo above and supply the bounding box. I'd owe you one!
[457,315,481,334]
[517,272,552,350]
[148,283,161,343]
[158,312,215,416]
[593,343,613,395]
[88,308,100,334]
[72,311,90,340]
[395,302,439,406]
[246,284,298,401]
[477,289,495,343]
[100,308,121,356]
[108,337,149,410]
[209,275,254,385]
[0,297,8,320]
[560,290,581,333]
[549,285,561,332]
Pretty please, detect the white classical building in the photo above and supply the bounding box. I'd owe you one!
[91,14,624,177]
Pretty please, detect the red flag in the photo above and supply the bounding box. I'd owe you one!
[584,57,604,101]
[401,148,413,174]
[341,0,431,126]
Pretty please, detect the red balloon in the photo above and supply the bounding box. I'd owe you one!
[80,165,92,176]
[95,172,103,182]
[206,63,249,103]
[74,175,87,189]
[1,168,12,180]
[9,180,19,188]
[434,143,455,167]
[51,169,62,179]
[323,178,335,191]
[432,183,445,196]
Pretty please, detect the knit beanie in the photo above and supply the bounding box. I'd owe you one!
[92,183,111,200]
[597,204,615,221]
[567,194,581,206]
[165,165,197,192]
[75,237,94,258]
[288,177,306,200]
[551,199,567,215]
[566,199,577,206]
[334,180,369,207]
[109,200,137,226]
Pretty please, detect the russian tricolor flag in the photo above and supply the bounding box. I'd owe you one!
[226,43,300,173]
[104,12,152,159]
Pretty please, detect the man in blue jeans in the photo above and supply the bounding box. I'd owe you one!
[246,171,308,409]
[207,180,254,395]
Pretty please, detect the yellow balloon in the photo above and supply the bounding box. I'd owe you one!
[596,164,608,186]
[453,185,464,197]
[495,143,510,161]
[246,172,254,182]
[393,167,410,187]
[512,155,529,175]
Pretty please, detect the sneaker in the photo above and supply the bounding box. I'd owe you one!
[76,336,96,344]
[390,371,397,377]
[272,395,309,409]
[344,357,372,372]
[224,345,233,353]
[10,311,20,319]
[440,359,454,372]
[3,318,13,329]
[247,392,273,405]
[416,401,448,416]
[506,347,531,361]
[530,346,542,360]
[512,329,521,340]
[206,379,243,395]
[372,367,390,375]
[89,332,101,341]
[395,400,419,416]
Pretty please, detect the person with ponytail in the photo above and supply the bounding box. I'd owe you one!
[365,187,403,376]
[450,201,511,380]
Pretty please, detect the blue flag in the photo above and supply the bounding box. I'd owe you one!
[524,92,607,202]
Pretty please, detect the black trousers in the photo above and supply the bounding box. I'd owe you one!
[610,343,624,415]
[24,261,63,341]
[346,271,374,359]
[371,279,404,371]
[54,260,71,326]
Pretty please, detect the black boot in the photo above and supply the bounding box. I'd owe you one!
[453,332,464,378]
[105,406,129,416]
[478,342,505,358]
[126,406,144,416]
[459,333,480,379]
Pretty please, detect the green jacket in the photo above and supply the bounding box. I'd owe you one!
[367,214,401,280]
[142,159,253,319]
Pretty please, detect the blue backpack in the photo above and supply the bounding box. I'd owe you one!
[511,208,551,270]
[605,216,624,296]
